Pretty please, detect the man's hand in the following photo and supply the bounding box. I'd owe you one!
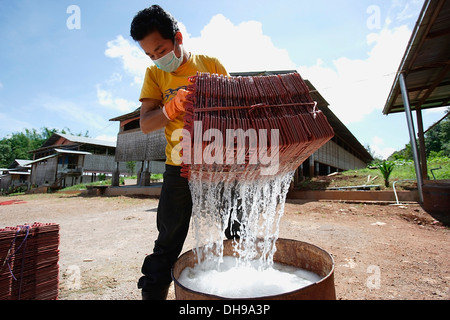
[163,89,189,120]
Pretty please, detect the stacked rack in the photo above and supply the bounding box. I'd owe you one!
[0,223,60,300]
[180,72,334,181]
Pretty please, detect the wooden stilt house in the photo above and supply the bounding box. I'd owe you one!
[29,133,128,189]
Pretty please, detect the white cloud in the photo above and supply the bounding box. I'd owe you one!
[392,0,425,22]
[102,15,298,123]
[96,85,138,113]
[372,136,384,146]
[94,134,117,143]
[105,35,149,85]
[0,82,3,89]
[424,106,448,115]
[371,136,397,160]
[0,111,31,135]
[181,14,296,72]
[104,14,297,82]
[38,94,106,131]
[106,72,123,85]
[298,25,412,125]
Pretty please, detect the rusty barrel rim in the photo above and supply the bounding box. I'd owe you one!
[171,238,335,300]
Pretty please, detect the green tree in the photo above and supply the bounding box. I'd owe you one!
[0,143,12,167]
[389,143,413,161]
[388,109,449,161]
[0,127,58,167]
[126,161,136,176]
[424,109,449,157]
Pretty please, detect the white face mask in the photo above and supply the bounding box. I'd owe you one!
[153,40,183,73]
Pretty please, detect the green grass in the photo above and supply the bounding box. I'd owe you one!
[61,179,111,191]
[427,157,450,180]
[60,173,164,192]
[298,156,450,191]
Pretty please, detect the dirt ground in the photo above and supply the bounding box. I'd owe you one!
[0,191,449,300]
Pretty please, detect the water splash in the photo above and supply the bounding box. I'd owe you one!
[188,171,294,270]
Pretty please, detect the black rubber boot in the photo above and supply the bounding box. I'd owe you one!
[141,285,170,300]
[225,218,241,240]
[138,277,170,300]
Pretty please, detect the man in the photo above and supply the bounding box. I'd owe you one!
[130,5,229,300]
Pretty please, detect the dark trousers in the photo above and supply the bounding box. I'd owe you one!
[139,165,192,291]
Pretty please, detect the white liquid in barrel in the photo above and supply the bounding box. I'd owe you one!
[179,256,321,298]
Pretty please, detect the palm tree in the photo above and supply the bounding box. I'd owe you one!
[378,161,395,188]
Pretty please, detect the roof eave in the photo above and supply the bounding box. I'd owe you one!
[383,0,446,115]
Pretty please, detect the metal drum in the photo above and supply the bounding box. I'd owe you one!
[172,238,336,300]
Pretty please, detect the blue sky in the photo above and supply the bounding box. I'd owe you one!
[0,0,446,159]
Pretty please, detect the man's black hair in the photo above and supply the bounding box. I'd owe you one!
[130,5,180,41]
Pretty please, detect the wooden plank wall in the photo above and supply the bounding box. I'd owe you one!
[315,140,367,172]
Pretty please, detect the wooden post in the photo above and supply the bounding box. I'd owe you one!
[141,160,151,186]
[415,106,429,180]
[112,162,120,186]
[309,154,315,177]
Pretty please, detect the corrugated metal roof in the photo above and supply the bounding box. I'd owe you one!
[7,159,32,169]
[26,154,59,165]
[14,159,33,167]
[27,149,92,166]
[53,148,92,155]
[383,0,450,114]
[39,133,116,149]
[5,171,30,176]
[110,108,141,122]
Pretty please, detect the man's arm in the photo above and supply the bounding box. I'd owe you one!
[140,98,170,134]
